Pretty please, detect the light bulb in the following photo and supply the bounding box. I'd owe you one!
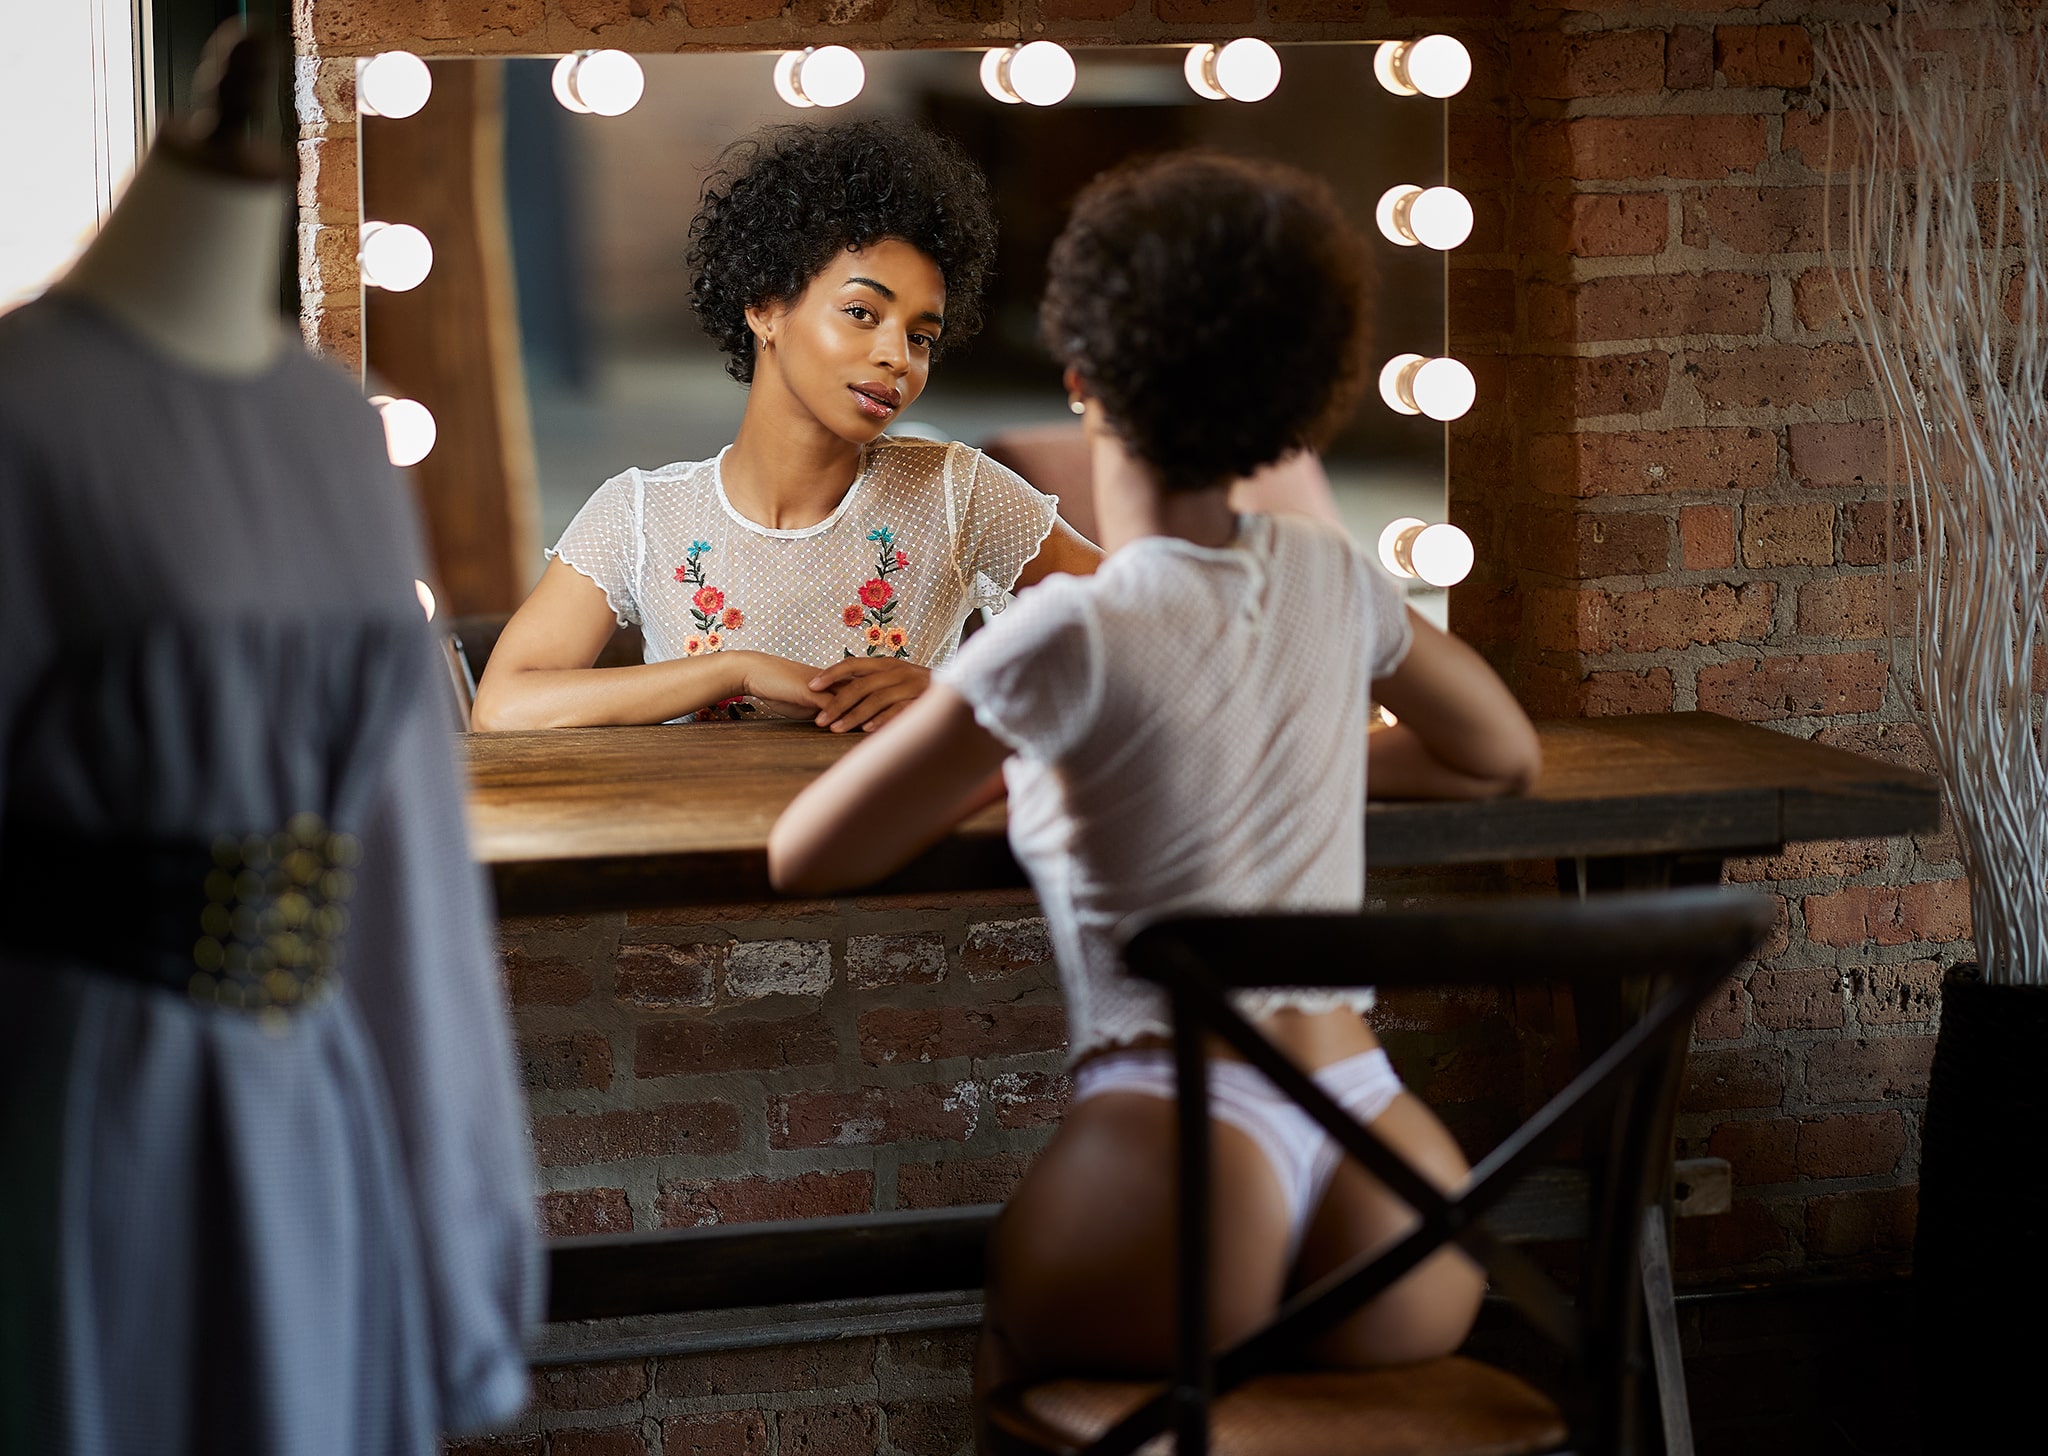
[980,48,1021,104]
[368,394,437,467]
[1213,38,1281,102]
[1379,354,1427,415]
[1376,35,1471,98]
[552,54,592,113]
[358,222,433,292]
[1006,42,1076,106]
[415,579,437,621]
[1184,45,1228,100]
[1376,185,1472,250]
[1407,524,1474,587]
[776,46,863,108]
[357,51,431,119]
[572,50,645,116]
[1411,357,1476,420]
[1378,517,1427,577]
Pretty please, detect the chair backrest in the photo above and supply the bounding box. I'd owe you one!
[441,612,647,725]
[1110,888,1774,1456]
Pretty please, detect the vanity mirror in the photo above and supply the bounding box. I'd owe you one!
[355,41,1465,622]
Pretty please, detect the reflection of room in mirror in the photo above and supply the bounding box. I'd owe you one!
[362,46,1455,621]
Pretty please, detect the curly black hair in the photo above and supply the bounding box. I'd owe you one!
[1039,152,1371,494]
[687,118,998,384]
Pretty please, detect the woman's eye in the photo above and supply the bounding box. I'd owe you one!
[844,305,872,322]
[910,333,935,350]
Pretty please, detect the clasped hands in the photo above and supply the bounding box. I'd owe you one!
[737,652,931,734]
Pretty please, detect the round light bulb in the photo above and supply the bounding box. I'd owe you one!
[357,51,431,119]
[1407,523,1474,587]
[1376,185,1423,247]
[773,51,815,109]
[980,48,1021,104]
[1374,41,1418,96]
[368,394,438,467]
[1378,516,1427,577]
[415,579,437,621]
[552,54,593,113]
[1213,38,1281,102]
[358,222,433,292]
[1405,186,1473,249]
[794,46,865,108]
[1184,44,1228,101]
[1378,354,1427,416]
[1006,41,1076,106]
[1405,34,1472,98]
[571,50,644,116]
[1411,357,1477,421]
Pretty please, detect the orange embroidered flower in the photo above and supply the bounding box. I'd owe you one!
[722,607,744,630]
[858,578,894,609]
[865,624,885,645]
[683,635,705,656]
[884,626,908,651]
[843,604,865,627]
[706,631,723,650]
[693,585,725,615]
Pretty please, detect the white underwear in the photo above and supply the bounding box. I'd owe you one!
[1071,1046,1404,1260]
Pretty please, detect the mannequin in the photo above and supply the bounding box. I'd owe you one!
[56,28,289,375]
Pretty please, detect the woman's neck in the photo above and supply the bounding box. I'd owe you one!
[57,145,287,376]
[722,359,868,530]
[1088,426,1238,554]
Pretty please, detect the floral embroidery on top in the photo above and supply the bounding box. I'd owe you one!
[675,539,745,657]
[844,526,911,658]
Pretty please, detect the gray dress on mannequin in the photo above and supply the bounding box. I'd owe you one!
[0,296,541,1454]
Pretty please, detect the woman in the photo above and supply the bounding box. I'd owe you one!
[473,118,1099,734]
[768,153,1542,1391]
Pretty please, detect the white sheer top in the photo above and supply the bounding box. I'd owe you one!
[939,514,1414,1064]
[550,440,1058,692]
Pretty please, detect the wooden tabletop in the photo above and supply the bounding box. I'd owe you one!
[463,712,1939,916]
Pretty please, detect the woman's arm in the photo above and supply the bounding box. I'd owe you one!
[769,684,1011,894]
[1369,609,1542,800]
[1014,517,1102,589]
[471,561,827,731]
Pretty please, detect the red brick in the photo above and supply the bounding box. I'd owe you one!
[845,933,947,989]
[897,1151,1036,1208]
[1513,29,1665,97]
[445,1438,540,1456]
[1696,653,1886,720]
[1852,960,1942,1026]
[300,304,360,373]
[1683,1047,1787,1112]
[1814,720,1935,776]
[298,221,358,299]
[1527,115,1769,182]
[1511,353,1672,422]
[1839,499,1918,566]
[1741,503,1834,567]
[989,1069,1072,1129]
[1716,24,1814,89]
[1796,575,1913,640]
[520,1032,612,1091]
[1681,186,1845,255]
[657,1170,874,1228]
[1688,345,1868,411]
[550,1428,646,1456]
[1519,193,1670,258]
[1797,1110,1905,1180]
[1532,272,1769,344]
[533,1360,647,1412]
[1513,506,1669,577]
[534,1103,744,1166]
[1675,1195,1791,1273]
[961,918,1052,981]
[778,1403,881,1456]
[769,1082,979,1149]
[635,1013,836,1078]
[540,1186,633,1237]
[1803,879,1971,948]
[615,942,720,1010]
[1694,976,1746,1040]
[661,1411,769,1456]
[1451,269,1515,338]
[1805,1185,1917,1260]
[1804,1035,1936,1103]
[1580,666,1677,715]
[657,1340,876,1400]
[1680,505,1738,570]
[1533,582,1774,654]
[1726,837,1887,883]
[858,1004,1068,1065]
[1667,26,1713,89]
[1529,427,1777,497]
[1793,268,1851,331]
[1371,985,1505,1034]
[679,0,784,24]
[1788,421,1893,490]
[503,948,592,1007]
[296,136,356,213]
[1749,967,1845,1031]
[884,1397,974,1456]
[1707,1116,1798,1186]
[1781,109,1865,174]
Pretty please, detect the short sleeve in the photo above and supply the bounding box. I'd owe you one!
[547,470,643,627]
[937,572,1103,763]
[1360,553,1414,679]
[952,446,1059,614]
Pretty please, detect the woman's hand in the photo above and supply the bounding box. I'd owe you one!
[733,652,833,718]
[808,658,933,733]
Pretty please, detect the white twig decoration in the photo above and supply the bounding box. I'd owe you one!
[1819,6,2048,986]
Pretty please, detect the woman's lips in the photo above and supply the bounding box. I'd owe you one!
[850,384,900,419]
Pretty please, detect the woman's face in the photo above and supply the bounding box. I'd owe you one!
[748,238,947,444]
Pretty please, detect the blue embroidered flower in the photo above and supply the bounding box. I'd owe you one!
[690,539,713,555]
[866,526,896,546]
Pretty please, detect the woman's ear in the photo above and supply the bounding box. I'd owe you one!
[744,300,778,350]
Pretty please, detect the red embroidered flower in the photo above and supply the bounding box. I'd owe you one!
[683,634,705,656]
[884,626,908,651]
[706,630,723,650]
[843,604,865,627]
[895,550,909,569]
[859,578,894,609]
[674,565,690,583]
[722,607,744,630]
[865,624,885,645]
[693,585,725,615]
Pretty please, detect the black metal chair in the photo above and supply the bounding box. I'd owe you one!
[980,888,1774,1456]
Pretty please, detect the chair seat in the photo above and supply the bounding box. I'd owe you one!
[985,1356,1568,1456]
